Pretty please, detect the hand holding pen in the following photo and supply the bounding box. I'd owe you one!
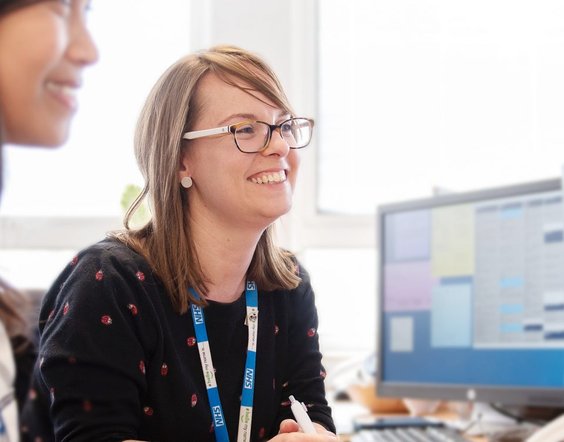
[289,395,317,433]
[271,396,339,440]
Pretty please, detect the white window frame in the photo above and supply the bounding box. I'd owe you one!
[0,216,122,250]
[0,0,373,281]
[286,0,374,253]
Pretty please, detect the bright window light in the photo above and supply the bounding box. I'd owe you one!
[1,0,191,217]
[318,0,564,215]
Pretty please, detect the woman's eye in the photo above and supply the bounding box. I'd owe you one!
[47,0,71,17]
[81,0,93,12]
[237,125,256,137]
[53,0,91,13]
[280,122,293,133]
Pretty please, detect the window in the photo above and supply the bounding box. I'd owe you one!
[6,0,563,361]
[0,0,191,288]
[317,0,564,215]
[299,0,564,357]
[2,0,191,217]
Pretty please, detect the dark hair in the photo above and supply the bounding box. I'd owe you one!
[0,0,47,15]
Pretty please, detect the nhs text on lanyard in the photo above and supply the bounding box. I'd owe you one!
[190,281,259,442]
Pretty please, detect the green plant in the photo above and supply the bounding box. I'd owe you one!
[120,184,150,228]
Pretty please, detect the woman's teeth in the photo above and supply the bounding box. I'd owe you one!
[47,82,78,99]
[250,170,287,184]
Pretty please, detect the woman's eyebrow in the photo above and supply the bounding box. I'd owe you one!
[217,111,290,126]
[217,113,257,126]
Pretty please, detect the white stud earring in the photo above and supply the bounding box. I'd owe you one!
[181,176,193,189]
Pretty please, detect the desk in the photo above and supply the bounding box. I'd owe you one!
[339,430,485,442]
[331,400,487,441]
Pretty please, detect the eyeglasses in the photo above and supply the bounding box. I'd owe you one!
[182,117,314,153]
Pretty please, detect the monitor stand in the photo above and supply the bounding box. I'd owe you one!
[448,402,536,437]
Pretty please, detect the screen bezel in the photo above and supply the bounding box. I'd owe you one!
[376,177,564,408]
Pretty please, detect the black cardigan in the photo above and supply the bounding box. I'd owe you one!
[21,238,334,441]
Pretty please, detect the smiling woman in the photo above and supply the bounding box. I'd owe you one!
[0,0,192,297]
[177,73,306,240]
[0,0,98,440]
[0,0,97,149]
[21,45,337,442]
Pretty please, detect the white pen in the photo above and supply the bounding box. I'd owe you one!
[289,395,316,434]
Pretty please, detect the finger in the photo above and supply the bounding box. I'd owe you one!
[278,418,300,434]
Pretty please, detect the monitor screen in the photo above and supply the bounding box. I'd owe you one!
[377,177,564,408]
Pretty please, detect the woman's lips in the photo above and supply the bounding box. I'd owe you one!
[46,81,80,111]
[249,170,287,184]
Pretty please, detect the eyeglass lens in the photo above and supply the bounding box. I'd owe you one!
[234,118,312,152]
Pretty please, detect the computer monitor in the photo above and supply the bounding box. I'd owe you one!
[377,177,564,410]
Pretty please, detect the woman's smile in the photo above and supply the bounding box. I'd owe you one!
[248,169,287,184]
[46,79,81,112]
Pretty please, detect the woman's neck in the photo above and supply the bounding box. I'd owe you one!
[189,213,262,303]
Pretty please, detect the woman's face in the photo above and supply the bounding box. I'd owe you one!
[180,73,301,230]
[0,0,98,146]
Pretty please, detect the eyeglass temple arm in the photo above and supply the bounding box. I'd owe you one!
[182,126,230,140]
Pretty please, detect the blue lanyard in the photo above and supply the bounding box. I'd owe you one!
[190,281,259,442]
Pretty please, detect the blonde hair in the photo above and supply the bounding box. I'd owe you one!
[114,45,301,314]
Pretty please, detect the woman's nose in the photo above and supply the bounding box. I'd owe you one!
[67,17,99,67]
[261,128,290,157]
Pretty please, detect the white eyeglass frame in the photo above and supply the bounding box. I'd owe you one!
[182,125,230,140]
[181,117,315,153]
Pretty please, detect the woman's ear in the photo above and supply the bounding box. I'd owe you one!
[178,147,192,184]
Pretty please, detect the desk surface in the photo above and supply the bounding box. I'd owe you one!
[339,432,485,442]
[332,400,487,441]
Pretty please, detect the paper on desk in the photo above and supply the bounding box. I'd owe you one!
[330,399,371,435]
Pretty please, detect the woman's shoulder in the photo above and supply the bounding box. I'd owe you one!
[41,237,157,310]
[277,249,310,284]
[76,236,147,265]
[38,237,165,335]
[265,256,319,329]
[267,254,313,303]
[61,237,152,280]
[294,259,310,285]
